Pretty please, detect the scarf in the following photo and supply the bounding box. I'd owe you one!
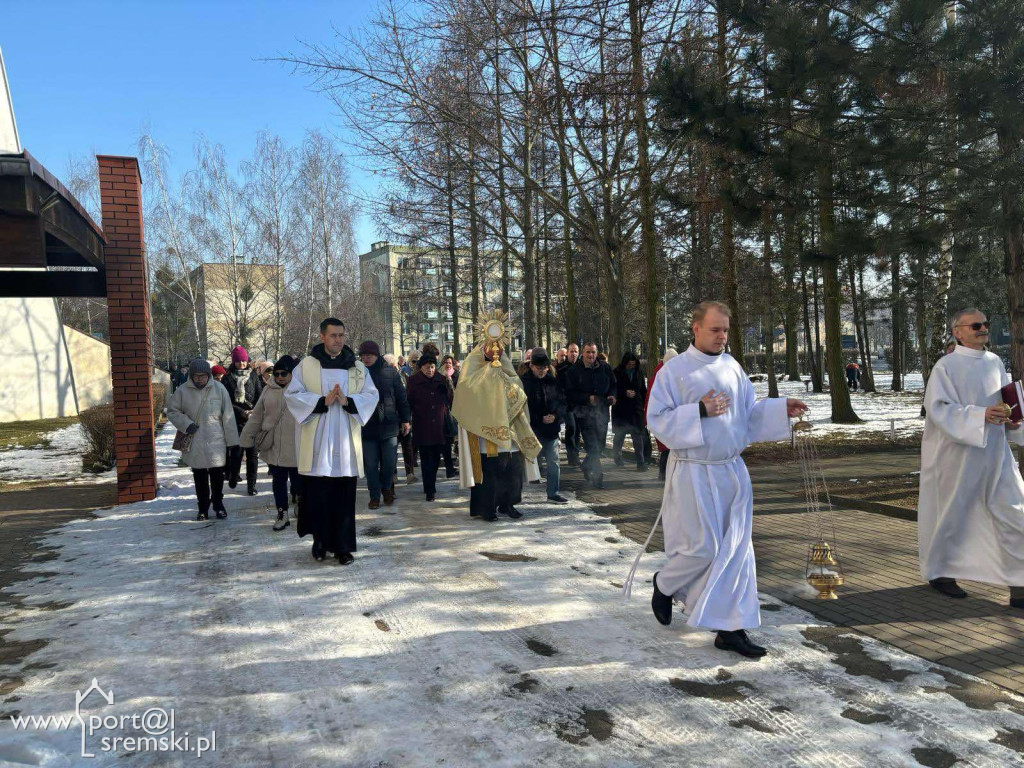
[230,368,251,403]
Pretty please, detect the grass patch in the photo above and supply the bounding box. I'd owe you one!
[0,416,79,451]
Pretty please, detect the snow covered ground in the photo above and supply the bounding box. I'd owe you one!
[0,424,114,486]
[752,373,925,438]
[2,428,1022,767]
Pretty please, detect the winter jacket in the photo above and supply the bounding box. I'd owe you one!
[222,365,263,432]
[406,370,453,447]
[612,361,647,429]
[645,361,668,453]
[238,380,297,467]
[563,359,616,417]
[362,357,412,441]
[520,369,567,441]
[165,379,239,469]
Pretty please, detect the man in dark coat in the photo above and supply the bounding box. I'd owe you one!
[521,348,569,503]
[556,343,582,466]
[563,342,616,489]
[222,345,263,494]
[359,340,411,509]
[612,351,649,471]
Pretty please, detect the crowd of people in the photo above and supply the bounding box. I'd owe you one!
[160,300,1024,659]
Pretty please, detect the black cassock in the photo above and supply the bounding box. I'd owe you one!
[469,452,524,520]
[298,476,358,553]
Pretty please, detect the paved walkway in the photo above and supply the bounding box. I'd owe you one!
[563,448,1024,696]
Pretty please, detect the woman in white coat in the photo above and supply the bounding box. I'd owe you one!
[166,358,240,520]
[240,355,300,531]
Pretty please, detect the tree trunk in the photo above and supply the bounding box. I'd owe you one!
[469,133,481,325]
[445,154,460,358]
[805,265,823,392]
[763,209,779,399]
[629,0,660,375]
[857,265,876,392]
[549,0,577,344]
[891,252,904,392]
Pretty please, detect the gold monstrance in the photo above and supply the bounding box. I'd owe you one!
[474,309,512,368]
[794,418,845,599]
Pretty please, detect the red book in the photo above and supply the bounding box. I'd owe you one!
[1001,381,1024,421]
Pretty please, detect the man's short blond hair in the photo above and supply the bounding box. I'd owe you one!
[693,300,732,325]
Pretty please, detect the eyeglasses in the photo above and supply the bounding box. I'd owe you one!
[956,321,990,331]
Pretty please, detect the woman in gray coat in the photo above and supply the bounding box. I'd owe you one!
[240,355,300,531]
[166,358,240,520]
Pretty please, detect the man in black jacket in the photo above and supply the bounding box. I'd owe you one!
[222,345,263,494]
[359,341,411,509]
[556,343,582,466]
[562,342,616,489]
[521,348,569,503]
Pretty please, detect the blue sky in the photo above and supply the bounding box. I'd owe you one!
[2,0,380,251]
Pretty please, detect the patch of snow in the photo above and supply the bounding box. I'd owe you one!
[0,424,114,486]
[1,428,1022,766]
[753,376,925,438]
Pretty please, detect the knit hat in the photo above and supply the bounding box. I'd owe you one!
[273,355,296,373]
[529,347,550,367]
[358,340,381,357]
[418,354,438,368]
[188,358,212,377]
[230,346,249,364]
[211,364,227,376]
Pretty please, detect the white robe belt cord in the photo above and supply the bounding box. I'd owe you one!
[621,453,741,599]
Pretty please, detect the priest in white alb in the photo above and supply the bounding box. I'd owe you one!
[635,301,807,658]
[919,308,1024,608]
[285,318,379,565]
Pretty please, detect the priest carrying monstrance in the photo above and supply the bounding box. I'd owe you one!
[452,310,542,521]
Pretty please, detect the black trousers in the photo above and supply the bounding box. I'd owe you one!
[399,430,417,475]
[419,445,442,497]
[612,425,645,466]
[442,441,456,474]
[470,452,524,520]
[297,476,357,554]
[563,412,580,460]
[229,446,259,485]
[658,449,671,478]
[577,408,608,482]
[193,467,225,513]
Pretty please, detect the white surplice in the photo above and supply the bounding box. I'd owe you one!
[285,366,379,478]
[918,345,1024,586]
[645,345,790,631]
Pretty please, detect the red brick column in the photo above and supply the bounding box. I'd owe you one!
[98,156,157,504]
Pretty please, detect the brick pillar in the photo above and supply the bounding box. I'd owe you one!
[98,156,157,504]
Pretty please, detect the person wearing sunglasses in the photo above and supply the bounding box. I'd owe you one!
[919,308,1024,609]
[240,355,301,531]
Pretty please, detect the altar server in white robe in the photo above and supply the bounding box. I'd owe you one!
[919,308,1024,608]
[285,318,379,565]
[641,301,807,658]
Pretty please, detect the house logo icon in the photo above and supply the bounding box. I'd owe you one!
[75,678,114,758]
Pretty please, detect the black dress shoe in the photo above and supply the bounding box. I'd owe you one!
[337,552,354,565]
[215,508,227,519]
[228,475,239,489]
[247,484,258,496]
[651,572,673,626]
[500,506,523,519]
[196,510,209,521]
[1010,597,1024,609]
[312,541,326,561]
[715,630,768,658]
[929,579,968,598]
[481,514,497,522]
[426,494,436,502]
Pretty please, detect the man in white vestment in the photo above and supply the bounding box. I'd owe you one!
[919,308,1024,608]
[644,301,807,657]
[285,318,379,565]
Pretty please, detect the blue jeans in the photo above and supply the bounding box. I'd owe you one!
[363,437,398,502]
[268,464,300,510]
[540,437,561,498]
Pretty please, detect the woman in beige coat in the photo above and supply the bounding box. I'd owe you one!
[240,355,300,530]
[165,358,239,520]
